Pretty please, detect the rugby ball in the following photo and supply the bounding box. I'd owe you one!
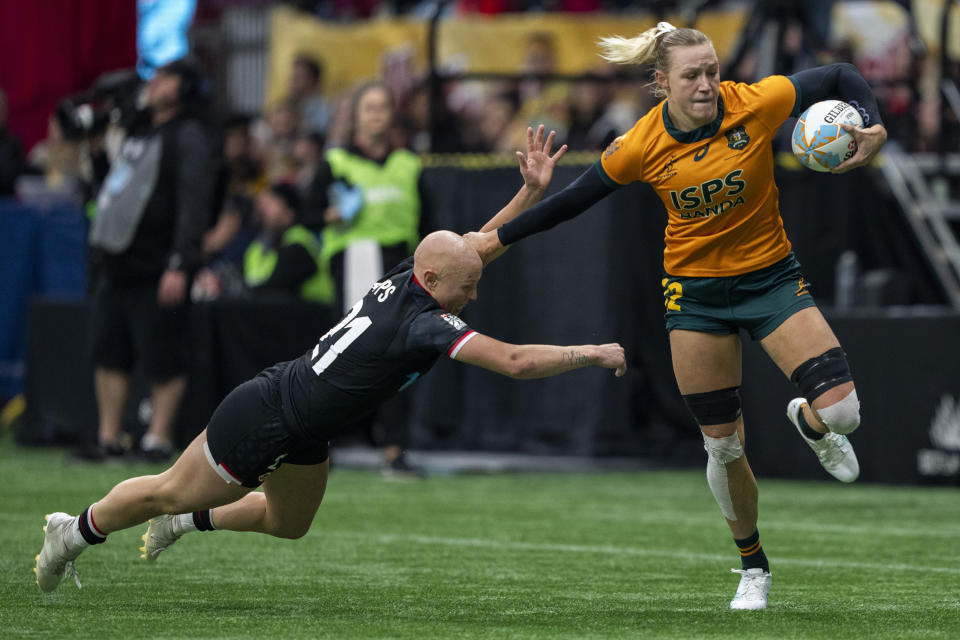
[791,100,863,172]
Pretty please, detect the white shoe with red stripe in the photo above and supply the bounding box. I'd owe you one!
[34,512,83,593]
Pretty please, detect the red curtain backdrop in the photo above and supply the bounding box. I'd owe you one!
[0,0,136,151]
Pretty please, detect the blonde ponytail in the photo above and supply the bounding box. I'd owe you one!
[598,22,713,97]
[598,21,677,66]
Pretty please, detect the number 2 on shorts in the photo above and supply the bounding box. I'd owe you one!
[662,278,683,311]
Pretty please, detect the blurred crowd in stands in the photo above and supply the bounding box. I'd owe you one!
[3,2,957,309]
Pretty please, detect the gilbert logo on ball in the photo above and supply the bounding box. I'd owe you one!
[791,100,863,172]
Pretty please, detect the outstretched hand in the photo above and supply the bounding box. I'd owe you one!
[518,124,568,192]
[831,123,887,174]
[593,343,627,378]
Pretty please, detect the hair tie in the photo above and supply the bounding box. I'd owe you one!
[654,22,677,38]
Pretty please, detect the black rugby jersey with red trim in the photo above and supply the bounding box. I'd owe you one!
[278,256,475,440]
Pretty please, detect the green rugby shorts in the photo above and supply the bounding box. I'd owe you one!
[662,252,817,341]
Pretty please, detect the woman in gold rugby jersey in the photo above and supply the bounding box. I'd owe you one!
[469,22,887,610]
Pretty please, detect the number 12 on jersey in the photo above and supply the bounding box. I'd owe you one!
[311,300,373,375]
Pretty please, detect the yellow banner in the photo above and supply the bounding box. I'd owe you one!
[266,6,747,105]
[434,11,748,75]
[267,10,428,104]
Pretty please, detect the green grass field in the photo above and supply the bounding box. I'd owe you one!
[2,432,958,639]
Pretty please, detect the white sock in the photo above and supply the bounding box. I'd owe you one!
[173,513,198,536]
[71,518,91,550]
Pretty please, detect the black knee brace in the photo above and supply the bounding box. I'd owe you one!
[682,386,742,426]
[790,347,853,402]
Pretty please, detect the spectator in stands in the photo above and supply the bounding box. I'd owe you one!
[322,92,355,150]
[192,182,329,303]
[519,32,557,101]
[292,131,325,196]
[289,53,332,136]
[605,76,654,135]
[397,80,467,154]
[81,57,214,462]
[203,115,263,267]
[564,75,620,151]
[243,183,330,302]
[313,82,429,307]
[503,32,570,151]
[398,80,460,151]
[254,99,301,184]
[440,79,490,152]
[399,81,433,154]
[0,88,25,196]
[221,115,264,195]
[475,93,519,152]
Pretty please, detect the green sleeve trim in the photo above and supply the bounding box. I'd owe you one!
[787,75,802,118]
[593,160,621,189]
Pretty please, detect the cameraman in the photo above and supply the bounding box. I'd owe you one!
[80,58,213,462]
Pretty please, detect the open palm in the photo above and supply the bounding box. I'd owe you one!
[518,124,568,192]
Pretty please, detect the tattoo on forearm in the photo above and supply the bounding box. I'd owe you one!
[562,350,589,367]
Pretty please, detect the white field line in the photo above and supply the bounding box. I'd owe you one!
[571,508,960,540]
[355,532,960,576]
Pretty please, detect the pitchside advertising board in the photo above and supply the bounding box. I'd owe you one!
[741,313,960,485]
[917,394,960,480]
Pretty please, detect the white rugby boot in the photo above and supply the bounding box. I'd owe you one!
[729,568,772,610]
[787,398,860,483]
[34,512,83,592]
[141,514,182,562]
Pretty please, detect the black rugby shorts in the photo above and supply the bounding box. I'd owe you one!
[203,363,329,488]
[88,282,189,381]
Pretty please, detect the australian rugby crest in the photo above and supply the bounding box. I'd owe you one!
[725,126,750,150]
